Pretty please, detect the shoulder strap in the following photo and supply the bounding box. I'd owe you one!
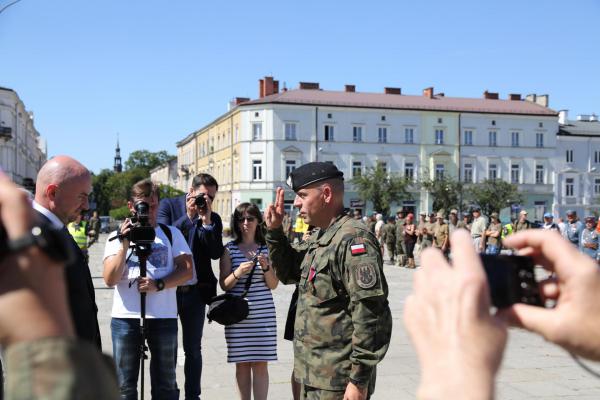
[240,245,264,297]
[158,223,173,246]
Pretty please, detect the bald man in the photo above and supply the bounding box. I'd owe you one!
[33,155,101,349]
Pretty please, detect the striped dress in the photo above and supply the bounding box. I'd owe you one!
[224,241,278,363]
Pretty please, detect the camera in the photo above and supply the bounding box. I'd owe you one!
[117,201,156,244]
[194,194,207,208]
[480,254,543,309]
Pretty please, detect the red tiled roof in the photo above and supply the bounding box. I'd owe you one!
[242,89,557,116]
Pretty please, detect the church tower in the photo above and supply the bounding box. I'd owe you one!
[113,135,122,173]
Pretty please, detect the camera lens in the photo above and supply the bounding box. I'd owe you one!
[195,195,207,208]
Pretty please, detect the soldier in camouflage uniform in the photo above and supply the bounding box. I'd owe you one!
[264,162,393,400]
[380,217,396,263]
[395,209,407,266]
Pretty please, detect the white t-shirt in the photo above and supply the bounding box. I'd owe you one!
[103,225,191,319]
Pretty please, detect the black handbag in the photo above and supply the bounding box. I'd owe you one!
[207,248,261,326]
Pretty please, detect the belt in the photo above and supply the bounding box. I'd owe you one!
[472,235,481,239]
[177,285,196,293]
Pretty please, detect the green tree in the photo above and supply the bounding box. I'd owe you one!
[467,179,523,217]
[419,176,466,213]
[158,184,184,200]
[351,164,411,215]
[91,169,115,215]
[124,150,174,171]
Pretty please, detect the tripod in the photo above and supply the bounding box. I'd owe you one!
[133,242,153,400]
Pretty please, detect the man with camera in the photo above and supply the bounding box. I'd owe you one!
[32,155,101,349]
[158,173,224,400]
[103,179,193,399]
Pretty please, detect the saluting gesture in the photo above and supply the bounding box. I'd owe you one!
[264,187,285,230]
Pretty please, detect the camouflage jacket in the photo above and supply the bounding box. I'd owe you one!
[266,214,393,391]
[380,223,396,244]
[4,337,119,400]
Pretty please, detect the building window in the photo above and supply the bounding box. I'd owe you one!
[234,125,239,142]
[285,160,296,178]
[464,130,473,146]
[405,128,414,144]
[463,163,473,183]
[252,160,262,181]
[378,127,387,143]
[511,164,520,184]
[536,165,545,184]
[353,126,362,142]
[488,164,498,181]
[511,132,519,147]
[435,129,444,145]
[352,161,362,178]
[252,123,262,140]
[566,178,574,197]
[435,163,445,180]
[404,162,414,181]
[285,123,297,140]
[536,133,544,148]
[489,131,497,147]
[595,178,600,195]
[594,151,600,164]
[566,149,574,163]
[378,161,388,173]
[324,125,334,141]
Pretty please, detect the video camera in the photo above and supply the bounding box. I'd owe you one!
[114,201,155,244]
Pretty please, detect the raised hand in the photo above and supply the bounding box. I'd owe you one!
[264,187,285,230]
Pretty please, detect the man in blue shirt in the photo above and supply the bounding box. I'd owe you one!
[563,210,584,247]
[157,173,224,400]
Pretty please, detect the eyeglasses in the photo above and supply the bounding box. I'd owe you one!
[238,216,256,223]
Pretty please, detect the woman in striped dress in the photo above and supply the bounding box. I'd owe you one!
[219,202,278,400]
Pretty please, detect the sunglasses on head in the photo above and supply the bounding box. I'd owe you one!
[238,216,256,223]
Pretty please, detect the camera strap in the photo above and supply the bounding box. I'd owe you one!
[158,223,173,246]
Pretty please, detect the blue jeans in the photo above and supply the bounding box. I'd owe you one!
[111,318,179,400]
[177,285,207,400]
[485,244,501,255]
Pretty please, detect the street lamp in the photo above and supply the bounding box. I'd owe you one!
[0,0,24,15]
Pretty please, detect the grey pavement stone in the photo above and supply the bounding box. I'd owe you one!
[89,234,600,399]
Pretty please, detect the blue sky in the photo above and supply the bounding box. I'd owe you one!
[1,0,599,174]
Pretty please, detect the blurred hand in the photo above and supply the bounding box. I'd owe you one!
[256,254,271,272]
[137,277,158,293]
[0,174,73,346]
[404,230,507,399]
[500,230,600,361]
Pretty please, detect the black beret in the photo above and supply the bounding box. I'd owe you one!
[286,162,344,192]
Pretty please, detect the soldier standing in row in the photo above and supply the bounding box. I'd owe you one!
[432,212,449,258]
[264,162,392,400]
[395,209,407,267]
[470,206,486,253]
[381,217,396,263]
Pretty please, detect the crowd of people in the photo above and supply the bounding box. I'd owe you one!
[358,205,600,265]
[1,158,600,400]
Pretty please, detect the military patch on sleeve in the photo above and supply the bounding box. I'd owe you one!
[355,263,377,289]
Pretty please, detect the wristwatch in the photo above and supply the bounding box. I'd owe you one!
[156,279,165,291]
[3,224,74,263]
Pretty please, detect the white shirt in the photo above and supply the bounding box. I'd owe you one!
[103,225,191,319]
[32,201,64,229]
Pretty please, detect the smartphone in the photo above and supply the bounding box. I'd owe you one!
[480,254,543,309]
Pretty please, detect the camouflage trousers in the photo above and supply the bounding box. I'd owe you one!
[301,385,371,400]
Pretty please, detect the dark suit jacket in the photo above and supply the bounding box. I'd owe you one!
[35,210,102,350]
[157,195,187,226]
[158,195,224,302]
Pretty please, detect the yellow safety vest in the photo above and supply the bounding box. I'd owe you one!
[68,221,88,251]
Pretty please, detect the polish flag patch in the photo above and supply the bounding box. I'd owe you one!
[351,243,367,255]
